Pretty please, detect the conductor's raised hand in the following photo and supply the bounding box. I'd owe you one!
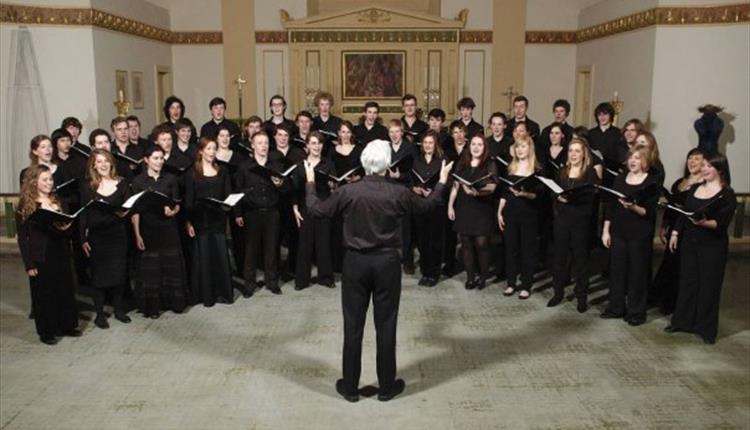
[439,160,454,184]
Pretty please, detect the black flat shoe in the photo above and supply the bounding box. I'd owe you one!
[62,329,83,337]
[336,379,359,403]
[378,379,405,401]
[114,313,132,324]
[547,295,563,307]
[94,315,109,329]
[475,278,487,290]
[600,310,625,319]
[627,317,646,326]
[268,286,282,295]
[464,280,475,290]
[240,285,257,298]
[663,325,679,333]
[318,281,336,289]
[423,277,438,287]
[40,336,58,345]
[294,284,308,291]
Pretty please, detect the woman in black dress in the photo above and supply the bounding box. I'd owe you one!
[666,153,736,344]
[79,149,132,328]
[329,120,362,272]
[411,130,445,287]
[185,137,235,306]
[448,135,498,290]
[293,132,336,290]
[548,139,600,312]
[498,136,543,299]
[16,165,80,344]
[600,146,660,325]
[652,148,705,314]
[442,121,469,277]
[131,146,188,318]
[633,131,665,186]
[539,123,568,269]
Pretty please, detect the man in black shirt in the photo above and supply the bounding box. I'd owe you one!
[199,97,240,144]
[305,139,453,403]
[127,115,153,152]
[62,116,91,157]
[588,102,622,170]
[539,99,574,150]
[456,97,484,139]
[312,91,342,148]
[427,108,451,154]
[486,112,513,162]
[506,95,541,143]
[262,94,297,138]
[353,101,388,146]
[401,94,428,144]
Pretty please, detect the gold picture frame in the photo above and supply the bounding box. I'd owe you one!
[342,51,405,100]
[115,70,128,102]
[131,71,144,109]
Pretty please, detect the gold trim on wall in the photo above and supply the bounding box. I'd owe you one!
[527,3,750,44]
[290,30,458,43]
[255,31,288,43]
[0,4,222,44]
[459,31,492,44]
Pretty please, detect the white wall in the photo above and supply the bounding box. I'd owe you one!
[166,0,222,31]
[172,45,225,125]
[526,0,580,30]
[651,24,750,193]
[578,0,657,28]
[524,44,578,124]
[92,0,169,29]
[0,24,98,192]
[576,27,656,127]
[91,28,171,133]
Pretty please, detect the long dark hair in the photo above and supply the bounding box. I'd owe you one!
[163,95,186,121]
[28,134,52,165]
[705,152,731,187]
[681,147,706,179]
[194,137,219,177]
[458,134,489,171]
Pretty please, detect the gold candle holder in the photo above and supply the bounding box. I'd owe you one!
[114,90,129,117]
[611,91,624,126]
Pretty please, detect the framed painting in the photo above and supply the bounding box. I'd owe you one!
[342,51,405,100]
[115,70,128,102]
[131,71,144,109]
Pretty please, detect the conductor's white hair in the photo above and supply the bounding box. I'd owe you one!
[360,139,392,175]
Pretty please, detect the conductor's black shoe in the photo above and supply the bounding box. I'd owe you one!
[268,286,282,295]
[40,336,58,345]
[626,317,646,326]
[378,379,405,401]
[114,313,132,324]
[599,310,624,319]
[62,329,82,337]
[547,294,563,308]
[423,277,438,287]
[94,315,109,329]
[336,379,359,403]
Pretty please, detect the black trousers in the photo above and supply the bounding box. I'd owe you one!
[295,215,333,287]
[607,235,652,319]
[415,207,444,279]
[652,244,681,313]
[243,209,280,289]
[278,202,298,275]
[671,235,727,342]
[229,219,246,277]
[401,214,415,267]
[505,212,538,291]
[538,195,554,269]
[553,213,591,298]
[341,248,401,394]
[442,213,459,272]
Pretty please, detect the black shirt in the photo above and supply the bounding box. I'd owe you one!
[78,179,131,242]
[200,118,241,141]
[553,165,600,217]
[539,121,574,149]
[329,144,363,178]
[234,158,292,211]
[411,154,444,191]
[507,117,541,141]
[131,171,182,247]
[390,141,419,186]
[313,115,343,154]
[605,173,659,239]
[462,119,485,140]
[675,184,737,241]
[263,117,297,141]
[293,158,336,210]
[353,123,388,146]
[588,125,622,168]
[401,116,429,144]
[184,167,232,234]
[306,175,445,251]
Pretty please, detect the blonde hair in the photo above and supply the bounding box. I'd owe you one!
[562,138,592,178]
[508,137,539,174]
[628,145,652,172]
[18,165,60,220]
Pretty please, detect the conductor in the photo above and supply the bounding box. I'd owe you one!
[304,140,453,402]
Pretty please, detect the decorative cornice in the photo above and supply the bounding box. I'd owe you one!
[0,4,222,44]
[527,3,750,44]
[459,30,492,43]
[255,31,288,44]
[289,30,458,43]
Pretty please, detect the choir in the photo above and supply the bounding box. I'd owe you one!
[14,92,737,346]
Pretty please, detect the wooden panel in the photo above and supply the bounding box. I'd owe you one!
[461,49,486,124]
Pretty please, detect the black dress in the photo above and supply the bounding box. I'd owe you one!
[16,203,79,340]
[501,171,544,291]
[412,154,445,279]
[671,185,736,343]
[131,171,188,315]
[185,168,234,305]
[453,163,498,236]
[79,180,131,289]
[217,151,248,276]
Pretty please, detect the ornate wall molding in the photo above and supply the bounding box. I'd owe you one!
[255,31,288,44]
[459,30,492,44]
[342,105,402,114]
[289,30,458,43]
[0,4,222,44]
[527,3,750,44]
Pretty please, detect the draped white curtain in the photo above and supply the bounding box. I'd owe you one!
[2,27,48,193]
